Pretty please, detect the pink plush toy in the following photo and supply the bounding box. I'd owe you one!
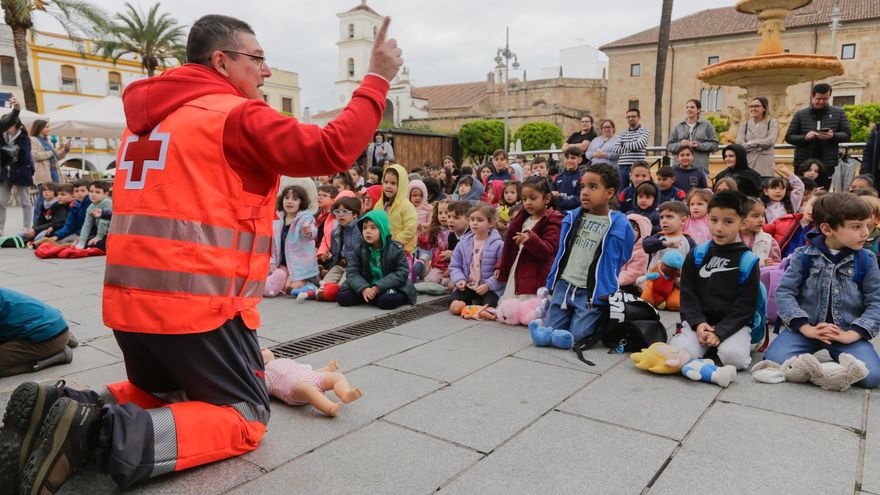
[496,288,551,326]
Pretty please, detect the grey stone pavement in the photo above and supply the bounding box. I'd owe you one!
[1,206,879,494]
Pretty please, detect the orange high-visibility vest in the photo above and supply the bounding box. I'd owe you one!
[103,94,278,334]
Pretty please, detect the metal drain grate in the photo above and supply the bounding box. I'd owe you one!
[270,296,451,359]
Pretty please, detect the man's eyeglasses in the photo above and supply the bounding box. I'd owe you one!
[221,50,267,69]
[333,208,353,216]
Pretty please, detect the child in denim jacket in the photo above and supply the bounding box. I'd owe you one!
[765,192,880,388]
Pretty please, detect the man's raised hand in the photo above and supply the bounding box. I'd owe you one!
[368,17,403,82]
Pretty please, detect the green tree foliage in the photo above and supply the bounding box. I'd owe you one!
[843,103,880,143]
[458,119,506,163]
[706,115,729,136]
[93,2,186,77]
[513,122,563,151]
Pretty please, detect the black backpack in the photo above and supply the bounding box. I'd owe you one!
[573,291,667,366]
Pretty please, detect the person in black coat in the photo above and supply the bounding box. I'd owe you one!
[785,83,851,189]
[0,97,35,234]
[862,123,879,186]
[714,144,764,198]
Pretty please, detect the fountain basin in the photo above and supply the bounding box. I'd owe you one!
[698,53,844,87]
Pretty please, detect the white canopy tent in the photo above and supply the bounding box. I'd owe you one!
[0,106,47,129]
[44,96,125,139]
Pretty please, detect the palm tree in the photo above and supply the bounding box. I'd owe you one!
[93,2,185,78]
[653,0,674,146]
[1,0,107,111]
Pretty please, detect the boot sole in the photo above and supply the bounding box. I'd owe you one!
[19,400,77,495]
[0,383,50,495]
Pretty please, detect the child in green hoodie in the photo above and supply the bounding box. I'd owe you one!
[337,209,417,309]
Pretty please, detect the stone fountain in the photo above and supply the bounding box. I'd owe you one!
[697,0,844,139]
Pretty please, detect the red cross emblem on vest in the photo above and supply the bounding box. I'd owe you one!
[119,125,171,190]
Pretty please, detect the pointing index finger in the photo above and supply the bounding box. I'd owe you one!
[375,16,390,45]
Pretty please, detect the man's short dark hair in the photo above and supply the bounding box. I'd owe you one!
[72,179,90,189]
[631,161,651,173]
[88,180,111,193]
[626,108,641,117]
[708,190,748,218]
[187,15,255,67]
[56,183,74,195]
[368,166,383,178]
[447,200,472,217]
[531,156,547,166]
[659,201,688,217]
[656,166,675,179]
[811,83,832,96]
[317,185,338,197]
[813,192,871,229]
[584,162,619,194]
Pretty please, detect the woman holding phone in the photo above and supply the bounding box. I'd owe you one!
[30,119,71,222]
[0,96,35,235]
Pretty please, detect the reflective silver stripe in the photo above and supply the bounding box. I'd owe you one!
[96,386,118,405]
[110,214,236,249]
[230,402,270,425]
[234,232,272,254]
[105,264,231,296]
[148,407,178,478]
[254,235,272,254]
[242,281,265,298]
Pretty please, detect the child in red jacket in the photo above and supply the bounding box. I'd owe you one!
[495,177,563,300]
[764,190,824,258]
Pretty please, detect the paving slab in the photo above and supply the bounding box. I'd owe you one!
[67,318,113,341]
[513,344,626,374]
[558,359,721,440]
[0,345,121,392]
[244,364,444,470]
[386,312,478,340]
[719,372,866,429]
[385,357,593,453]
[377,324,532,382]
[59,456,263,495]
[82,335,122,357]
[863,394,880,493]
[234,421,481,495]
[440,410,677,495]
[650,402,860,495]
[296,331,428,373]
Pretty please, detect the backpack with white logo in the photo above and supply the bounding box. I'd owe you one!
[692,241,767,346]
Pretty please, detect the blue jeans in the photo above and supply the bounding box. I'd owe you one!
[618,165,631,192]
[764,328,880,388]
[544,279,603,342]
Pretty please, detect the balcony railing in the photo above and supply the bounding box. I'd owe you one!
[59,77,79,93]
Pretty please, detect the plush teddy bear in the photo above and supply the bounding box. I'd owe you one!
[751,353,868,392]
[638,250,684,311]
[496,288,551,326]
[631,342,736,387]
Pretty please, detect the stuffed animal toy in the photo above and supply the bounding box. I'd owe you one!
[638,250,684,310]
[496,288,551,326]
[631,342,736,387]
[751,353,868,392]
[449,300,496,320]
[294,283,341,302]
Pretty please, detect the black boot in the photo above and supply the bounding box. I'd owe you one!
[31,348,73,372]
[19,398,101,495]
[0,381,66,495]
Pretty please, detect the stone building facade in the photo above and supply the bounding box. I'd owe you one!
[601,0,880,144]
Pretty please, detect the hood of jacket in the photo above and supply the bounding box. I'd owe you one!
[458,176,485,202]
[627,213,653,243]
[377,163,410,211]
[359,208,392,250]
[806,231,856,261]
[364,184,382,208]
[408,179,428,205]
[122,64,246,135]
[633,180,661,212]
[483,180,505,206]
[723,143,751,171]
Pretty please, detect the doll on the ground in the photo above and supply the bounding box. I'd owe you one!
[261,349,363,417]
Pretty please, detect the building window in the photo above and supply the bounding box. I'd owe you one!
[716,88,724,109]
[348,24,354,39]
[707,55,719,65]
[60,65,77,93]
[108,71,122,95]
[282,97,293,114]
[834,95,855,106]
[700,87,724,111]
[628,99,639,110]
[630,63,640,77]
[841,43,856,60]
[347,58,355,77]
[0,56,16,86]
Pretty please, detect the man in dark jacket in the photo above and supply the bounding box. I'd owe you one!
[862,123,879,185]
[785,83,851,189]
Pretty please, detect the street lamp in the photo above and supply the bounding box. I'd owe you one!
[495,26,519,151]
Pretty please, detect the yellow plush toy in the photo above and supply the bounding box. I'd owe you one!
[630,342,692,374]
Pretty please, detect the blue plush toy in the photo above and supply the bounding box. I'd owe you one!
[681,358,736,388]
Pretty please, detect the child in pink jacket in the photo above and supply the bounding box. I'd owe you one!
[619,213,653,294]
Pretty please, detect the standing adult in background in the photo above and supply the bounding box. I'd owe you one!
[666,99,718,171]
[0,14,402,494]
[366,131,394,169]
[863,123,879,186]
[585,119,619,167]
[785,83,851,189]
[0,98,34,236]
[30,120,71,223]
[613,108,650,190]
[736,96,778,178]
[565,115,597,155]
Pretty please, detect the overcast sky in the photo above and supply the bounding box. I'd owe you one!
[35,0,735,112]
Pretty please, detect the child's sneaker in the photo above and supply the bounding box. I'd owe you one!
[19,398,101,495]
